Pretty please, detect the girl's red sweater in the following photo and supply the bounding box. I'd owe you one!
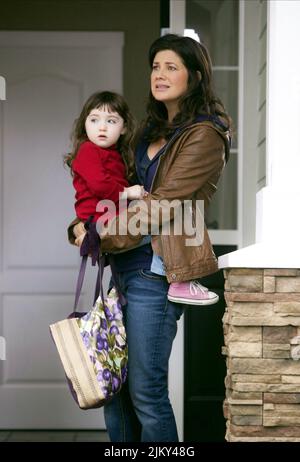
[72,141,129,222]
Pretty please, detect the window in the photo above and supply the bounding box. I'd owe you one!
[186,0,239,231]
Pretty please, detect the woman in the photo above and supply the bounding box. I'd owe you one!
[69,34,231,442]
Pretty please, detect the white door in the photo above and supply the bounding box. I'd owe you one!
[0,31,123,429]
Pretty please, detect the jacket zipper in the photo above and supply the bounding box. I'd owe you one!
[148,128,187,193]
[147,128,189,270]
[148,117,225,193]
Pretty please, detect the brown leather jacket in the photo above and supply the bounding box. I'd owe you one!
[68,120,230,283]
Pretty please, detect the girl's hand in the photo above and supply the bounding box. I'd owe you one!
[122,185,147,200]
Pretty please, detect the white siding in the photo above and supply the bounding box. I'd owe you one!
[257,0,267,190]
[241,0,267,246]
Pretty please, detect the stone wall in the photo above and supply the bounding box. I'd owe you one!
[223,268,300,442]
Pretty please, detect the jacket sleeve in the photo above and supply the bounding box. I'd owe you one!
[73,143,127,203]
[99,125,226,253]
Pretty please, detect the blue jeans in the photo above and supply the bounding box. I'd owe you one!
[104,269,183,442]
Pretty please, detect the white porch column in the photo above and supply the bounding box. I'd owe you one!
[219,0,300,269]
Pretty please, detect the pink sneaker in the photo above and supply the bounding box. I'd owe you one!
[168,281,219,306]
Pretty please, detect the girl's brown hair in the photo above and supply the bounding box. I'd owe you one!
[64,91,136,182]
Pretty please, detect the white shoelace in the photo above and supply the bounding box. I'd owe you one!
[189,281,209,295]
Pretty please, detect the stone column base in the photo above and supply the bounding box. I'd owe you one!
[223,268,300,442]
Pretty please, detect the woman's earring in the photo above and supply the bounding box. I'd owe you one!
[197,71,202,81]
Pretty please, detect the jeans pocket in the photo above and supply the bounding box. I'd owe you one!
[139,269,167,281]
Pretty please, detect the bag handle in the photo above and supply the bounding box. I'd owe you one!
[73,218,125,311]
[109,255,126,306]
[73,254,88,312]
[73,216,103,311]
[93,253,105,307]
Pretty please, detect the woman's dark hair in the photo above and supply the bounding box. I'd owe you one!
[145,34,232,142]
[64,91,136,182]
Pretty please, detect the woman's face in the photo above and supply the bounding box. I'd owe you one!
[151,49,189,109]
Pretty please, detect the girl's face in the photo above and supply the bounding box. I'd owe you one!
[85,106,126,148]
[151,49,189,109]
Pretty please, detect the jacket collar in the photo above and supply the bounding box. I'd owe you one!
[136,114,231,166]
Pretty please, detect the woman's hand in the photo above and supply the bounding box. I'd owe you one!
[73,221,86,247]
[75,232,86,247]
[74,221,85,238]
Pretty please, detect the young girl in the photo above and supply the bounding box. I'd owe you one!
[67,90,218,306]
[64,91,145,239]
